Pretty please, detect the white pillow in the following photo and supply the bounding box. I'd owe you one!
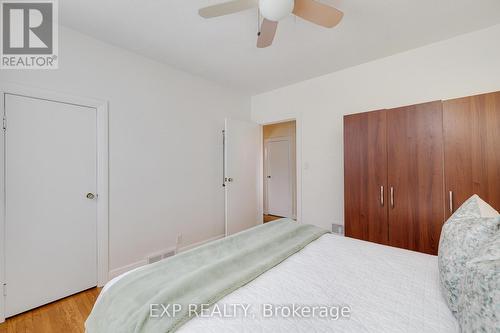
[457,233,500,332]
[438,194,500,314]
[476,195,499,217]
[449,194,498,220]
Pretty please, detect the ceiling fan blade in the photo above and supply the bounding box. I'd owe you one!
[293,0,343,28]
[199,0,258,18]
[257,19,278,48]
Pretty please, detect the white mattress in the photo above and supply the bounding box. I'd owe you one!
[100,234,458,333]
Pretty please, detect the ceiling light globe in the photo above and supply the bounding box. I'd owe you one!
[259,0,294,22]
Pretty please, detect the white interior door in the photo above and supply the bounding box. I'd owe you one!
[265,139,292,217]
[224,118,261,235]
[4,94,97,317]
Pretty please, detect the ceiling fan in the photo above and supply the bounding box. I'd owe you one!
[199,0,344,48]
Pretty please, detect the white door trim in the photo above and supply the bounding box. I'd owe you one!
[264,136,293,217]
[0,83,109,322]
[259,117,302,223]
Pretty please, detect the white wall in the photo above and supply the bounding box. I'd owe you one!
[252,24,500,231]
[0,27,250,274]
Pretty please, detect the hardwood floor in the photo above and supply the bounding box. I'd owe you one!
[263,214,284,223]
[0,288,100,333]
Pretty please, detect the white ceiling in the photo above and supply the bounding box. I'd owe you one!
[60,0,500,94]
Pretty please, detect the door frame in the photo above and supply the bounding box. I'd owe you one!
[0,83,109,322]
[259,117,302,223]
[263,136,293,217]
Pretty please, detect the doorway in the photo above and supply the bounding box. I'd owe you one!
[263,121,297,222]
[0,86,109,322]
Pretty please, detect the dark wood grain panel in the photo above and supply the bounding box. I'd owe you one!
[443,91,500,217]
[387,101,445,255]
[344,110,388,245]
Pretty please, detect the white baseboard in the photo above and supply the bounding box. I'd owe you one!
[108,259,147,280]
[107,233,225,282]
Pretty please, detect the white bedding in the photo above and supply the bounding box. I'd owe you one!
[99,234,458,333]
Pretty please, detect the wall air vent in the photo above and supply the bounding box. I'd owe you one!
[147,248,176,264]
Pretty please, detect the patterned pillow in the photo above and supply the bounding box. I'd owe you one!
[458,233,500,332]
[438,195,500,315]
[449,194,498,220]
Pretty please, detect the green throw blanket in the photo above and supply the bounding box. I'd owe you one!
[86,219,328,333]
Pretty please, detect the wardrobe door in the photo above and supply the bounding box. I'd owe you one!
[443,92,500,217]
[387,102,445,255]
[344,110,388,245]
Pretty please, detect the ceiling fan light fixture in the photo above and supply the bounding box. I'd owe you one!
[198,0,344,48]
[259,0,294,22]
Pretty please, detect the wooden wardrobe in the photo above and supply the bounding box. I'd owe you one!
[344,91,500,255]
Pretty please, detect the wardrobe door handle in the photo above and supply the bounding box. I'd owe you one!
[390,186,394,208]
[380,186,384,206]
[222,130,226,187]
[449,191,453,214]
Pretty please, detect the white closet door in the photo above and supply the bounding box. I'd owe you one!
[4,94,97,317]
[266,139,292,217]
[224,118,261,235]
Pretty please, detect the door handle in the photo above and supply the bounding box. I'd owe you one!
[449,191,453,215]
[222,129,226,187]
[380,186,384,207]
[86,193,96,200]
[390,187,394,208]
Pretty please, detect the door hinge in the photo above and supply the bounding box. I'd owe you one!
[3,283,6,297]
[2,117,6,132]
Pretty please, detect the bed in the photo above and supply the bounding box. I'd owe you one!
[92,226,458,332]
